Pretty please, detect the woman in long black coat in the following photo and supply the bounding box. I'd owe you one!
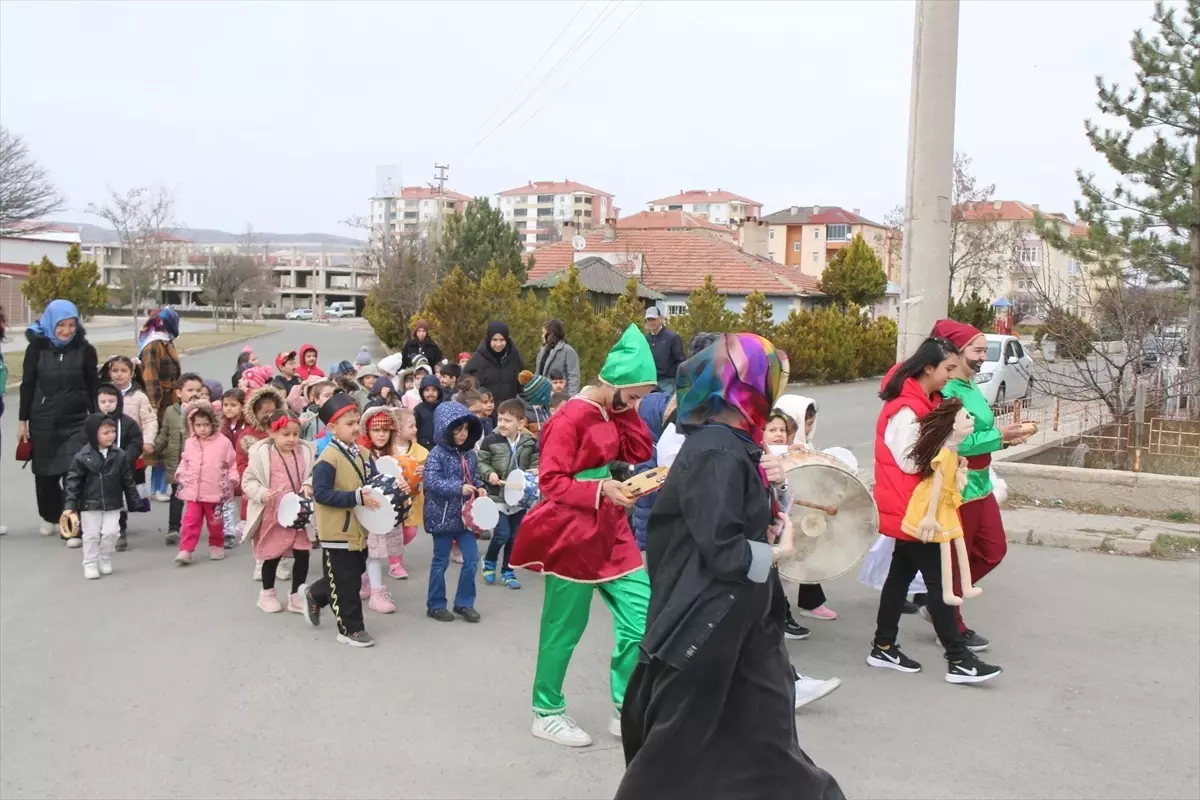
[401,318,444,370]
[616,333,843,800]
[17,299,99,536]
[462,320,525,406]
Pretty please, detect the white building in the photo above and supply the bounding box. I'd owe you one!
[0,226,83,324]
[495,180,616,251]
[369,186,472,240]
[647,189,762,227]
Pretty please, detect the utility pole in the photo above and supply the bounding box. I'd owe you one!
[432,163,450,200]
[897,0,960,359]
[429,163,451,247]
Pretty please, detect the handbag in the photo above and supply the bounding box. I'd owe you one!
[15,438,32,466]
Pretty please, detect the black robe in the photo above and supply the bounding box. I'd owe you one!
[617,424,844,800]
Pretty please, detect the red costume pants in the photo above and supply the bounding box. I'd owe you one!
[951,493,1007,633]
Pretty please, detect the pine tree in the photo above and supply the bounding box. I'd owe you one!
[479,264,544,363]
[437,197,530,282]
[546,265,614,382]
[773,307,863,382]
[607,277,645,335]
[819,234,888,309]
[738,290,777,338]
[1035,0,1198,383]
[21,243,108,319]
[948,290,997,332]
[670,274,737,345]
[420,266,489,357]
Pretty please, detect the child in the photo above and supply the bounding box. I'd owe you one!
[548,369,567,395]
[454,375,479,398]
[354,345,372,368]
[99,356,156,525]
[423,400,485,623]
[390,408,427,579]
[438,363,460,393]
[353,364,381,408]
[62,414,141,579]
[458,389,492,440]
[271,350,301,395]
[299,393,382,648]
[549,392,570,415]
[238,364,275,392]
[478,388,495,422]
[402,361,433,409]
[286,376,321,414]
[398,368,416,395]
[356,407,413,612]
[96,383,144,549]
[518,370,552,435]
[237,386,288,579]
[300,381,336,441]
[297,343,324,380]
[241,410,316,613]
[369,376,401,407]
[457,351,470,369]
[173,406,238,564]
[477,398,538,589]
[220,389,247,547]
[414,374,444,450]
[155,373,205,546]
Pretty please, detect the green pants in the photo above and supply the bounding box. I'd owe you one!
[532,570,650,716]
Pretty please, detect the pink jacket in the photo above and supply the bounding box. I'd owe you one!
[176,432,239,503]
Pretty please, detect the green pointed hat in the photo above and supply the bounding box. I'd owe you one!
[600,324,658,388]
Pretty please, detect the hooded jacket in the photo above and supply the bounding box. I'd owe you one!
[98,382,144,468]
[296,343,324,380]
[235,386,286,479]
[63,413,140,513]
[414,374,444,450]
[240,436,317,541]
[176,406,239,503]
[774,394,817,448]
[630,390,673,550]
[18,317,99,476]
[463,321,526,406]
[422,401,483,534]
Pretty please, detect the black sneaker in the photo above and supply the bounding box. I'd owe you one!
[336,630,375,648]
[115,533,128,552]
[223,534,236,549]
[300,584,320,627]
[962,630,990,652]
[945,651,1001,684]
[427,608,455,622]
[784,617,810,640]
[867,643,922,673]
[454,606,481,623]
[164,530,180,546]
[901,600,919,614]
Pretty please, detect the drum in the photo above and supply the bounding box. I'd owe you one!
[462,495,499,534]
[777,456,878,584]
[276,492,314,530]
[354,473,412,535]
[375,456,401,480]
[503,470,539,510]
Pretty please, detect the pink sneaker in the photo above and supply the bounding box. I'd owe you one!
[359,574,371,600]
[389,556,408,580]
[209,546,225,561]
[286,592,305,614]
[368,587,396,614]
[257,589,282,613]
[798,604,838,621]
[452,543,464,564]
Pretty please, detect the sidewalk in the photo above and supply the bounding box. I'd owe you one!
[1002,505,1200,555]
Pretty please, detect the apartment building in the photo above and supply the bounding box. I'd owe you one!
[647,189,762,226]
[754,205,897,280]
[495,180,616,251]
[369,186,472,239]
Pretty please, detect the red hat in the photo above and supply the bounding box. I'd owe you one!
[458,352,470,361]
[275,350,297,369]
[931,319,984,350]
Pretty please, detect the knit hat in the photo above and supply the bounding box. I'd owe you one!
[355,346,372,366]
[599,324,658,388]
[330,359,356,377]
[458,351,470,362]
[356,363,381,378]
[361,405,394,431]
[240,365,275,389]
[377,352,404,376]
[203,379,224,400]
[519,370,552,408]
[931,319,984,350]
[318,392,359,426]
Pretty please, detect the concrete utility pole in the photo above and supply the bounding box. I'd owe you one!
[897,0,960,360]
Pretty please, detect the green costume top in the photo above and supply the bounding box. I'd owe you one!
[941,376,1002,502]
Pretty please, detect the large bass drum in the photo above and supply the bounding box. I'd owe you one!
[776,450,878,584]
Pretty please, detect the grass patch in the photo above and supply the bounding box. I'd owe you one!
[93,325,278,363]
[1148,533,1200,559]
[1007,492,1200,524]
[1166,509,1197,523]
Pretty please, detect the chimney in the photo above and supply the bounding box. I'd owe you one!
[1032,203,1039,210]
[603,217,617,242]
[852,208,861,216]
[812,205,820,215]
[790,206,799,216]
[992,200,1002,211]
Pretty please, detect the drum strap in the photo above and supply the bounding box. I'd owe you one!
[273,444,302,494]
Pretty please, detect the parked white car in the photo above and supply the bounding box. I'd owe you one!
[285,308,313,320]
[974,334,1034,405]
[326,302,356,319]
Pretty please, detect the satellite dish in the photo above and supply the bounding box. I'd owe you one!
[572,235,586,252]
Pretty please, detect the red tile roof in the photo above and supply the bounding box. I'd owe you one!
[648,189,762,207]
[392,186,473,203]
[497,179,613,198]
[617,210,729,233]
[760,206,884,227]
[528,228,822,297]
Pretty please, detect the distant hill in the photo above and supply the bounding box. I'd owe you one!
[53,222,365,248]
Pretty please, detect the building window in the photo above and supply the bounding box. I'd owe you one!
[537,194,554,203]
[812,252,819,263]
[1020,246,1038,264]
[667,204,682,211]
[574,195,585,203]
[403,211,418,219]
[1067,258,1080,276]
[666,302,688,317]
[826,224,849,241]
[813,228,820,239]
[769,229,775,239]
[514,208,527,217]
[793,242,802,252]
[692,203,710,213]
[537,207,554,217]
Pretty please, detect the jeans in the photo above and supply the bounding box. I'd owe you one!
[151,464,167,495]
[485,510,524,572]
[428,531,478,611]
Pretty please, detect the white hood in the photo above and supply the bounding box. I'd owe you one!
[773,394,816,447]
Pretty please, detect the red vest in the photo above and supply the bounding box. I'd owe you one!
[873,376,940,541]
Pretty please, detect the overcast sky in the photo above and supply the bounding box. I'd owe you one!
[0,0,1159,235]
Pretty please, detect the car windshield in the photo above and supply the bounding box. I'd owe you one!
[986,341,1002,362]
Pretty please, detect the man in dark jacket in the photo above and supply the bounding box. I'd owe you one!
[643,307,684,395]
[62,413,141,579]
[414,374,444,451]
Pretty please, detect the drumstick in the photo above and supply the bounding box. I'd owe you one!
[793,499,838,516]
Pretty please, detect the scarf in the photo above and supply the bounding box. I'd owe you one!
[676,333,788,447]
[27,299,80,349]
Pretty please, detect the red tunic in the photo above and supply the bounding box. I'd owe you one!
[510,396,653,583]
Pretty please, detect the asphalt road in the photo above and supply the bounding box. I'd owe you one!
[2,323,1197,799]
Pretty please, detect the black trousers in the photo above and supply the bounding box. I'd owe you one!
[262,550,311,594]
[168,483,184,532]
[796,583,827,611]
[309,548,368,635]
[874,539,966,660]
[35,474,66,525]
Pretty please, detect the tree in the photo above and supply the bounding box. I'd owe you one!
[419,266,489,358]
[360,225,441,349]
[0,127,64,236]
[774,306,863,383]
[545,265,614,381]
[198,252,258,330]
[819,234,888,309]
[437,197,530,282]
[607,278,646,334]
[738,290,776,338]
[479,265,543,361]
[20,243,108,319]
[948,291,997,332]
[670,274,737,345]
[1034,0,1199,406]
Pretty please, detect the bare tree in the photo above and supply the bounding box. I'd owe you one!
[881,203,905,281]
[948,152,1023,302]
[199,251,260,330]
[235,224,275,322]
[0,127,65,236]
[345,214,441,347]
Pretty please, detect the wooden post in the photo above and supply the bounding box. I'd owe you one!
[1013,398,1022,425]
[1052,397,1061,432]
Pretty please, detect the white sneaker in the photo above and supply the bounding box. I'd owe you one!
[39,522,54,536]
[532,714,592,748]
[83,563,100,580]
[66,538,82,549]
[98,559,113,576]
[253,560,263,581]
[153,492,171,503]
[277,559,292,581]
[794,675,843,710]
[608,711,622,739]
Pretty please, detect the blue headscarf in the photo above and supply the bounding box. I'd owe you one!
[27,299,80,349]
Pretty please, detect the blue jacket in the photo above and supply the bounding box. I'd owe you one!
[422,400,484,534]
[631,391,672,550]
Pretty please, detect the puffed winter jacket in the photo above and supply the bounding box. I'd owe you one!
[422,401,483,534]
[176,411,239,503]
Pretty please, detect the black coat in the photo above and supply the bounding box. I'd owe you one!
[63,415,141,513]
[402,338,444,370]
[99,383,144,467]
[462,321,525,405]
[19,329,99,476]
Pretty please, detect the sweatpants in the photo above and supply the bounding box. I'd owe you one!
[168,484,184,533]
[80,510,121,566]
[484,510,524,572]
[309,548,368,635]
[263,550,310,594]
[35,474,66,526]
[180,500,224,553]
[874,539,967,661]
[953,494,1008,634]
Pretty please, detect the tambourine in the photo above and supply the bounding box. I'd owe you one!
[276,492,314,530]
[59,512,80,539]
[354,473,412,535]
[620,466,668,499]
[503,470,539,510]
[462,495,499,534]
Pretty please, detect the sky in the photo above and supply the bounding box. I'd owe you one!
[0,0,1161,236]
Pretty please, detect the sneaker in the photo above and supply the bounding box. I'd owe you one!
[115,533,128,552]
[388,556,408,580]
[963,630,990,653]
[277,560,292,581]
[98,559,113,576]
[794,675,843,710]
[427,608,455,622]
[336,631,376,648]
[368,587,396,614]
[209,546,225,561]
[300,584,320,627]
[901,600,920,615]
[482,560,497,585]
[451,544,464,564]
[454,606,481,623]
[608,711,622,739]
[165,530,180,546]
[867,643,922,673]
[257,589,283,613]
[359,575,371,600]
[66,537,82,549]
[0,526,6,535]
[153,491,171,503]
[532,714,592,748]
[83,562,101,580]
[798,605,838,621]
[286,592,305,614]
[39,521,55,536]
[784,617,810,640]
[501,571,521,590]
[174,550,193,565]
[945,652,1002,685]
[253,560,263,581]
[223,534,236,549]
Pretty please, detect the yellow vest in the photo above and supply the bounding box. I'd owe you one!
[313,443,371,551]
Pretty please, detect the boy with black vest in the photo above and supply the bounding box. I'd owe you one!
[299,393,382,647]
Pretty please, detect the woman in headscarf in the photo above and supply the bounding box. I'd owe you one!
[401,318,444,370]
[139,307,182,501]
[617,333,844,800]
[18,300,100,539]
[0,306,8,535]
[462,321,525,406]
[533,319,581,395]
